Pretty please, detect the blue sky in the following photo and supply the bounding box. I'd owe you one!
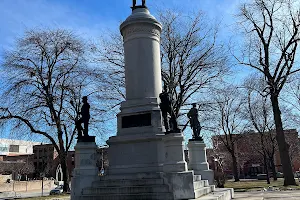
[0,0,250,88]
[0,0,249,145]
[0,0,246,50]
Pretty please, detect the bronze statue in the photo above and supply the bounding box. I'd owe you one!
[132,0,146,10]
[159,85,180,133]
[75,96,90,138]
[187,103,202,140]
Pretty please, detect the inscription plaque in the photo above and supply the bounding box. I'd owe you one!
[122,113,151,128]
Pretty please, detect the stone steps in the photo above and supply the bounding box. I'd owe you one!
[78,173,231,200]
[194,185,215,199]
[79,192,173,200]
[194,180,209,190]
[82,185,170,195]
[92,178,164,187]
[193,188,234,200]
[194,175,202,181]
[100,172,164,180]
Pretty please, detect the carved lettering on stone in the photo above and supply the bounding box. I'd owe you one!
[122,25,160,38]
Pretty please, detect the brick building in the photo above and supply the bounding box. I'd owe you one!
[32,144,59,178]
[209,129,300,178]
[0,139,40,180]
[0,139,108,181]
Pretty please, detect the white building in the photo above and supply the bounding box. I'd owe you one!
[0,139,40,156]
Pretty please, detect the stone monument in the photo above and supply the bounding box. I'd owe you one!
[71,97,97,199]
[186,103,214,185]
[71,1,234,199]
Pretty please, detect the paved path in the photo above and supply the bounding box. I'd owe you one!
[0,190,51,199]
[3,190,300,200]
[234,190,300,199]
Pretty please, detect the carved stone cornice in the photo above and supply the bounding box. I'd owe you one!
[122,24,161,38]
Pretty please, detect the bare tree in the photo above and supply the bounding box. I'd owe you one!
[244,75,277,183]
[0,29,105,191]
[0,160,34,181]
[97,10,229,130]
[236,0,300,185]
[211,140,232,187]
[14,162,35,180]
[282,80,300,170]
[210,87,248,182]
[282,76,300,127]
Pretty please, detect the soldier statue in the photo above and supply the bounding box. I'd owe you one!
[75,96,90,138]
[187,103,202,140]
[159,85,180,133]
[132,0,146,10]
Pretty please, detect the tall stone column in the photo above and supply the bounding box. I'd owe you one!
[107,7,165,175]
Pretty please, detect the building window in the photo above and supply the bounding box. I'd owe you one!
[0,145,8,152]
[9,145,19,152]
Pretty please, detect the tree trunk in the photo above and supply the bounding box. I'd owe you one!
[231,153,240,182]
[59,151,69,192]
[270,94,296,186]
[270,157,278,181]
[263,153,270,184]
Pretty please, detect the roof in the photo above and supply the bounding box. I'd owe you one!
[0,138,41,146]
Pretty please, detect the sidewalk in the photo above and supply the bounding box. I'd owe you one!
[0,189,52,199]
[234,190,300,199]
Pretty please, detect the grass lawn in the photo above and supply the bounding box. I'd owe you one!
[19,194,70,200]
[225,178,300,192]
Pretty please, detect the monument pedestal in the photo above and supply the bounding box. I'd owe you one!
[163,133,187,172]
[107,133,165,174]
[71,139,98,200]
[188,140,214,185]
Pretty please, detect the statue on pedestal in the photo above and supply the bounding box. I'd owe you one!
[187,103,203,140]
[159,85,180,133]
[132,0,147,10]
[75,96,90,138]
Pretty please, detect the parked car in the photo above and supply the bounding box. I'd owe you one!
[277,172,284,178]
[50,186,63,195]
[257,174,268,180]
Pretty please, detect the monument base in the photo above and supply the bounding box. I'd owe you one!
[77,135,96,143]
[79,171,218,200]
[71,141,98,200]
[188,140,214,185]
[163,132,188,172]
[71,133,234,200]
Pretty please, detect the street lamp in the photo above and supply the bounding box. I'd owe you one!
[40,155,47,197]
